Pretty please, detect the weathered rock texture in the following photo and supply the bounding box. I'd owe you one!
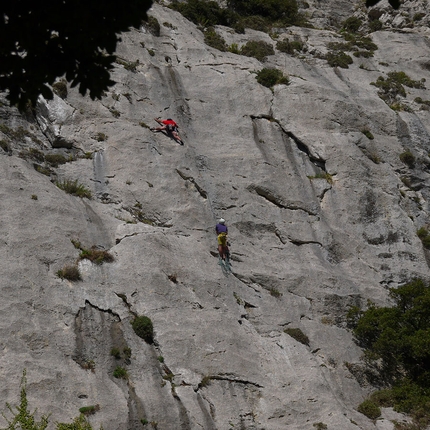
[1,0,430,429]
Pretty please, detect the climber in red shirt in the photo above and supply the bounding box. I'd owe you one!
[151,117,183,145]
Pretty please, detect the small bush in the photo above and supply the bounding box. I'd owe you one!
[284,327,310,346]
[95,132,108,142]
[238,15,270,32]
[199,375,212,388]
[123,347,132,359]
[357,399,381,420]
[79,246,114,265]
[417,227,430,249]
[131,315,154,344]
[170,0,235,28]
[240,40,275,62]
[362,129,374,140]
[56,179,92,199]
[19,147,45,162]
[326,51,353,68]
[342,16,362,33]
[45,154,68,167]
[369,20,383,32]
[145,15,161,36]
[57,265,82,281]
[1,370,50,430]
[111,347,121,359]
[52,79,68,99]
[269,287,282,298]
[78,405,100,416]
[228,43,240,54]
[0,139,11,152]
[276,38,305,55]
[256,68,289,88]
[31,194,38,200]
[57,414,94,430]
[204,27,227,51]
[227,0,299,27]
[113,366,128,379]
[313,423,328,430]
[399,151,415,168]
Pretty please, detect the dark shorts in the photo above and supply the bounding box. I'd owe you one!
[166,124,178,133]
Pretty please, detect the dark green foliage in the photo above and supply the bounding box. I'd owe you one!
[170,0,306,33]
[56,179,92,198]
[354,50,373,58]
[369,20,383,32]
[52,80,68,99]
[313,423,328,430]
[79,246,114,265]
[344,34,378,51]
[170,0,235,28]
[240,40,275,62]
[399,151,415,168]
[131,315,154,343]
[357,399,381,420]
[0,140,10,152]
[350,279,430,421]
[362,129,374,140]
[1,370,50,430]
[238,16,270,32]
[57,265,82,281]
[56,414,95,430]
[387,71,425,89]
[227,0,299,26]
[326,51,353,68]
[144,16,161,36]
[276,38,305,54]
[342,16,362,33]
[78,405,99,416]
[204,28,227,51]
[19,148,45,163]
[413,13,426,22]
[284,327,310,346]
[113,366,128,379]
[0,0,153,110]
[372,72,425,104]
[366,0,400,8]
[417,227,430,249]
[256,68,289,88]
[111,347,121,359]
[123,347,132,359]
[45,154,68,167]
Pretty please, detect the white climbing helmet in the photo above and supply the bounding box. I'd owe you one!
[219,218,225,224]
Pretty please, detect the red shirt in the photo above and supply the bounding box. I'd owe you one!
[162,119,177,127]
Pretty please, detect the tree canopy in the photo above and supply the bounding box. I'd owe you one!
[366,0,400,8]
[0,0,153,110]
[348,279,430,421]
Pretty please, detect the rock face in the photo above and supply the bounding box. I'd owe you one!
[1,1,430,429]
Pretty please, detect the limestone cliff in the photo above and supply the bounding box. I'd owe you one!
[1,0,430,429]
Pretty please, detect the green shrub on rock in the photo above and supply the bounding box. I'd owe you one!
[341,16,362,33]
[56,179,92,199]
[399,150,415,168]
[227,0,299,26]
[256,68,289,88]
[284,327,309,346]
[357,399,381,420]
[349,279,430,424]
[240,40,274,62]
[132,315,154,343]
[204,27,227,51]
[326,51,353,68]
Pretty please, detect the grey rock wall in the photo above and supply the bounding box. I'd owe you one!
[1,1,430,429]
